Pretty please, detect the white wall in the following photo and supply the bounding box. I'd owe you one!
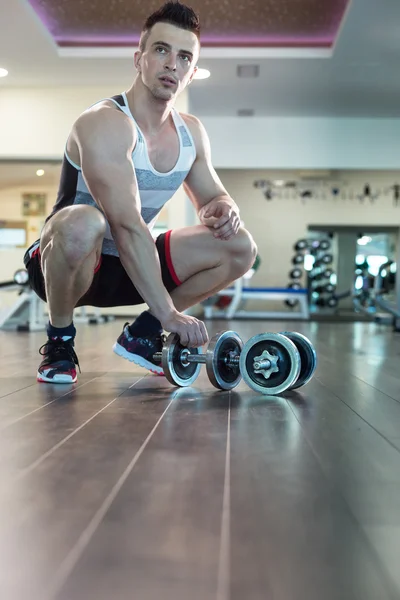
[0,86,189,159]
[0,87,112,159]
[3,87,400,170]
[202,117,400,170]
[218,169,400,289]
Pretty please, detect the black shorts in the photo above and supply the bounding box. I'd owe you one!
[23,231,182,308]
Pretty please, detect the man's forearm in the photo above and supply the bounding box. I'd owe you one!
[112,224,175,321]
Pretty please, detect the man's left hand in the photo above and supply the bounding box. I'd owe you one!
[199,198,241,241]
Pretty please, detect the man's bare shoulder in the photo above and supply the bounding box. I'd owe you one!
[73,101,135,140]
[67,101,137,165]
[180,113,210,155]
[180,112,204,135]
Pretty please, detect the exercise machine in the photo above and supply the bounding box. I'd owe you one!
[0,269,46,331]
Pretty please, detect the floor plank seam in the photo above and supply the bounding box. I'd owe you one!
[217,395,231,600]
[285,398,400,600]
[317,371,400,406]
[0,383,36,401]
[316,354,400,405]
[43,394,176,600]
[314,377,400,454]
[350,375,400,405]
[0,376,103,432]
[12,376,147,484]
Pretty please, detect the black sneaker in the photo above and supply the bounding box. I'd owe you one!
[112,322,165,376]
[37,337,80,384]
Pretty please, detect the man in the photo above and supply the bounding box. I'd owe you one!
[24,1,257,384]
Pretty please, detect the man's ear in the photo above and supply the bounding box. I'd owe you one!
[188,65,198,84]
[134,50,142,72]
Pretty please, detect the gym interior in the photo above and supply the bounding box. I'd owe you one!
[1,1,400,598]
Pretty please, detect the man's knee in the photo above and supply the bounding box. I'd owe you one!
[227,227,258,276]
[41,205,107,264]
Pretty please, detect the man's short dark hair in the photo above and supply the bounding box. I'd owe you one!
[140,1,201,51]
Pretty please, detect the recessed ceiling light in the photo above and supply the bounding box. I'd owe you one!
[0,68,8,78]
[36,169,45,177]
[194,68,210,80]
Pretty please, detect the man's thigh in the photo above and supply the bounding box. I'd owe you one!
[169,225,227,283]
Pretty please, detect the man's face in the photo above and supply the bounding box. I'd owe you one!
[135,22,199,101]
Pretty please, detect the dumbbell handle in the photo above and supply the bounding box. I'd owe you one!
[153,350,240,367]
[254,360,272,370]
[152,350,207,365]
[183,353,206,365]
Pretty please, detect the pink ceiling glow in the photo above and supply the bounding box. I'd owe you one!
[27,0,350,48]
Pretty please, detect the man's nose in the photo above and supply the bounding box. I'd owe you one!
[164,53,177,71]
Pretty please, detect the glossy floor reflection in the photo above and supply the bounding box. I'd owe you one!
[0,319,400,600]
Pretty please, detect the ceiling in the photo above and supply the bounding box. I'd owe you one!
[26,0,348,47]
[0,0,400,117]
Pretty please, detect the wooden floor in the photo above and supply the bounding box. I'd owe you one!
[1,318,400,600]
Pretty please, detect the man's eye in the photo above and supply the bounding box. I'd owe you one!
[156,47,166,53]
[180,55,190,62]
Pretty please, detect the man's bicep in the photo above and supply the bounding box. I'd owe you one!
[76,111,142,227]
[76,109,135,186]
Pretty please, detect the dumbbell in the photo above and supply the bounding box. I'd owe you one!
[153,330,317,396]
[319,239,331,251]
[294,239,309,252]
[290,268,303,280]
[239,331,317,395]
[152,330,243,390]
[292,253,304,265]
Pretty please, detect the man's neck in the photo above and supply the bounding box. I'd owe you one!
[125,78,175,135]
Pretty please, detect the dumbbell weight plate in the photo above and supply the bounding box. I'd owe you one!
[294,239,309,252]
[206,330,243,390]
[161,333,201,387]
[279,332,317,390]
[320,240,331,251]
[292,254,304,265]
[239,333,301,395]
[322,254,333,264]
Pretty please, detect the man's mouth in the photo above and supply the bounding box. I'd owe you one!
[159,76,177,86]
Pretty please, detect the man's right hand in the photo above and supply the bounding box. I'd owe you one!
[160,311,209,348]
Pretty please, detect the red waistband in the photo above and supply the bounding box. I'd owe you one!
[164,230,182,286]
